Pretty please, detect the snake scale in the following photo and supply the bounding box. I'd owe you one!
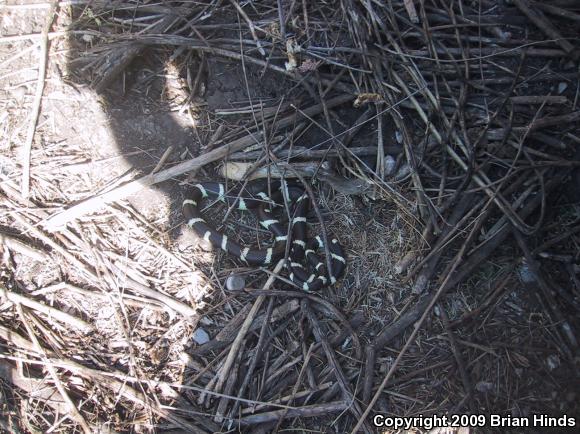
[182,180,345,291]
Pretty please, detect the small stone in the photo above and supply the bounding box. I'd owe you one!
[475,381,494,393]
[395,130,403,143]
[546,354,560,371]
[226,274,245,292]
[192,327,210,345]
[558,82,568,94]
[384,155,396,177]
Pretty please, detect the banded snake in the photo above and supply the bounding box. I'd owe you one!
[183,180,345,291]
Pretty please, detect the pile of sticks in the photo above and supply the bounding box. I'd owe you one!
[1,0,579,432]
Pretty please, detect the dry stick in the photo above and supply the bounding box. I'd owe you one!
[392,69,541,235]
[21,0,58,198]
[248,288,362,359]
[37,282,165,311]
[212,259,285,423]
[229,0,265,56]
[151,145,174,174]
[243,381,333,414]
[512,229,579,353]
[228,297,276,424]
[234,310,365,412]
[43,94,353,230]
[276,0,286,42]
[533,1,580,24]
[0,359,68,415]
[215,342,245,424]
[0,232,50,262]
[448,270,514,329]
[361,345,375,405]
[228,145,400,161]
[192,299,300,356]
[437,305,476,413]
[303,300,373,434]
[0,284,93,333]
[273,342,315,432]
[238,401,348,426]
[512,0,578,60]
[15,305,92,434]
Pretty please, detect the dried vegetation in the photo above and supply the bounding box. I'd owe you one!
[1,0,580,433]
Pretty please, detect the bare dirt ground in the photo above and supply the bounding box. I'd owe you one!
[1,1,580,433]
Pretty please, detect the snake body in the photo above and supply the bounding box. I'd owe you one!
[182,180,345,291]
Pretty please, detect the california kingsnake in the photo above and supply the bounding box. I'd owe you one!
[182,180,346,291]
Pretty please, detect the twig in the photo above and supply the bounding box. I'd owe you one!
[437,304,476,412]
[512,0,578,59]
[212,259,285,422]
[16,304,92,434]
[229,0,266,56]
[238,401,348,426]
[21,0,58,198]
[0,284,93,333]
[303,300,372,433]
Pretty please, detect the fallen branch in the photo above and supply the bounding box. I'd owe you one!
[21,0,58,198]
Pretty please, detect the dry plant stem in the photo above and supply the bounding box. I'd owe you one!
[272,342,315,431]
[437,305,476,412]
[0,326,210,432]
[512,229,579,353]
[229,297,276,422]
[0,359,67,414]
[151,145,174,174]
[238,401,348,426]
[21,0,58,198]
[0,284,93,333]
[15,305,92,434]
[242,382,333,414]
[249,288,362,359]
[449,270,514,329]
[193,299,300,356]
[0,232,50,262]
[362,344,375,405]
[212,259,285,422]
[215,343,244,424]
[303,300,372,434]
[38,282,165,310]
[392,69,541,235]
[533,1,580,23]
[229,0,265,56]
[512,0,578,59]
[228,145,399,161]
[43,94,353,230]
[242,310,365,410]
[408,194,478,293]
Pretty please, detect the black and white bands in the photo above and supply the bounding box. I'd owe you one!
[182,180,346,291]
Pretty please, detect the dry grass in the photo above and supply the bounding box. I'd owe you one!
[1,1,579,433]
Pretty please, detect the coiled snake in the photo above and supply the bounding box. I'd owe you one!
[182,180,345,291]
